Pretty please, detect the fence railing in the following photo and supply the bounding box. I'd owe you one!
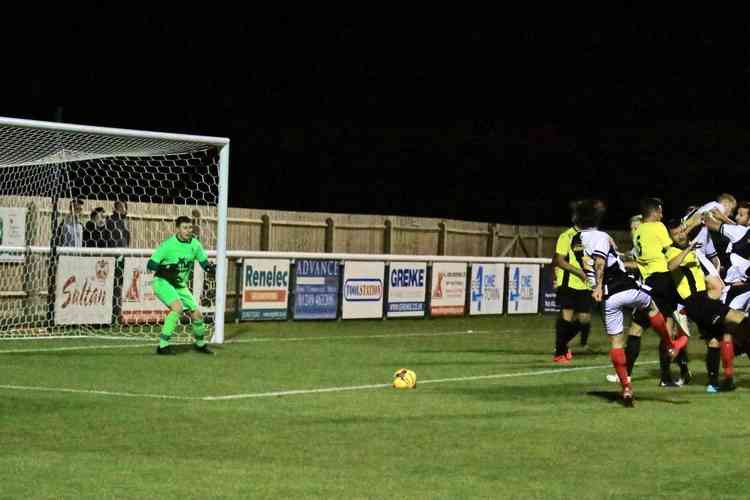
[1,196,632,258]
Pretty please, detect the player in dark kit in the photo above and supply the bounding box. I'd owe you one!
[551,204,593,364]
[665,219,750,392]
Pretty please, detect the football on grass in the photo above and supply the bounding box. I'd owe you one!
[393,368,417,389]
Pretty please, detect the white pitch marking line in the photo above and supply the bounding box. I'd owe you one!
[0,343,155,354]
[0,384,198,400]
[0,361,657,401]
[0,330,500,355]
[204,361,659,400]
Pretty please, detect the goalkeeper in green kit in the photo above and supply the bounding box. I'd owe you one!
[148,216,215,355]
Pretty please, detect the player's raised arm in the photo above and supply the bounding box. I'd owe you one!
[667,243,697,271]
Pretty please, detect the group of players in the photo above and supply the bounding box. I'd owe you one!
[553,194,750,406]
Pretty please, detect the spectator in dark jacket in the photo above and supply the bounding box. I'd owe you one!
[107,200,130,247]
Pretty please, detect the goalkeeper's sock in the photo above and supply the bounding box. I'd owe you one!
[159,311,180,348]
[192,319,206,347]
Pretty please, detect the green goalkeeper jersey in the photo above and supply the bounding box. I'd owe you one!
[149,235,208,288]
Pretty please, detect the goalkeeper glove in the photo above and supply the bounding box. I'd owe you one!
[202,262,216,275]
[157,263,180,281]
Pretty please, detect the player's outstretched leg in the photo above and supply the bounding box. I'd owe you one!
[609,333,633,407]
[157,310,180,355]
[190,310,214,355]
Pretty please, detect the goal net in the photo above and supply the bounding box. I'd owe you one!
[0,117,229,342]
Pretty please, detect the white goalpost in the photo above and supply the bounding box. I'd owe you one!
[0,116,229,343]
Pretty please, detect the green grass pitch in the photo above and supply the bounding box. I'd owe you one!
[1,315,748,499]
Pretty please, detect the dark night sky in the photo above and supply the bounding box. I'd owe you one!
[3,15,750,228]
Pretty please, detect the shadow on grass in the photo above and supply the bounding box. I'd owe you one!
[587,390,691,405]
[641,367,711,387]
[435,381,590,401]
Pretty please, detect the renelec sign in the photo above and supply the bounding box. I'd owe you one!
[243,263,288,303]
[241,259,290,320]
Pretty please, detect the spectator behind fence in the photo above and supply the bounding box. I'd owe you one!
[107,200,130,247]
[56,198,84,247]
[83,207,112,248]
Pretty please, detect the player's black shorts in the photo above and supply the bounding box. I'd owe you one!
[555,287,593,313]
[645,272,677,316]
[685,291,730,340]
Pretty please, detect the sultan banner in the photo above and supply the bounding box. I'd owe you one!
[241,259,290,320]
[342,261,384,319]
[429,262,467,316]
[55,256,116,325]
[469,263,505,315]
[386,262,427,318]
[120,257,168,324]
[507,264,540,314]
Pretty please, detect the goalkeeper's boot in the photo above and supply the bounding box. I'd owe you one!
[194,343,214,355]
[156,345,176,355]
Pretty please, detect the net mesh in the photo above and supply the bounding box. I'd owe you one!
[0,119,222,339]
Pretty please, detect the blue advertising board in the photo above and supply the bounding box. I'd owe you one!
[293,259,339,319]
[541,264,560,313]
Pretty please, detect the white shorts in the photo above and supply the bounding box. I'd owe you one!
[603,288,652,336]
[728,289,750,312]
